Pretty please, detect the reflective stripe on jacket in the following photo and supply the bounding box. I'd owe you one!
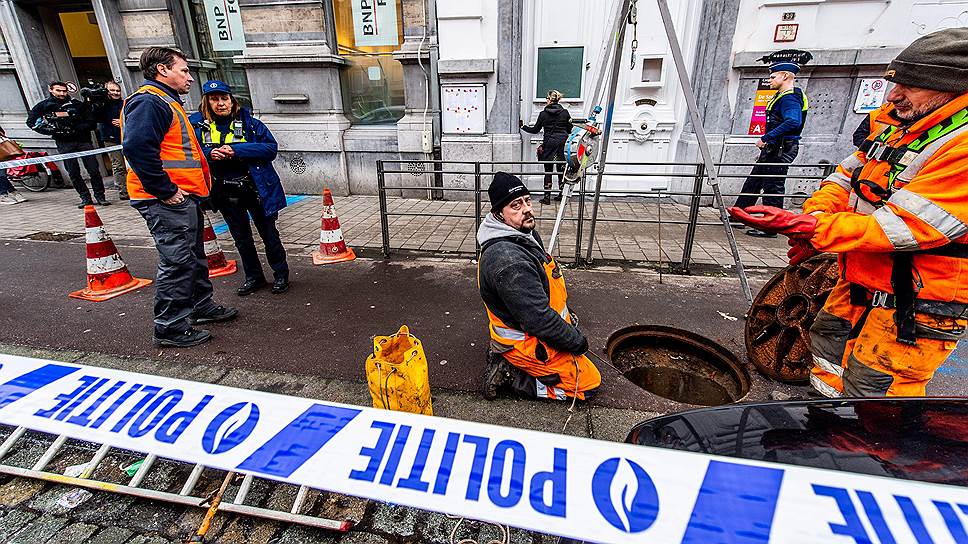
[803,93,968,303]
[481,255,574,360]
[122,84,210,201]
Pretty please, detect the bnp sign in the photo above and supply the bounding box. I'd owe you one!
[204,0,246,52]
[352,0,400,48]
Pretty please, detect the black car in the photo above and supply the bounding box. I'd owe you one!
[626,397,968,487]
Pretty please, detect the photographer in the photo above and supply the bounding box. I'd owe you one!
[26,81,108,207]
[93,80,128,200]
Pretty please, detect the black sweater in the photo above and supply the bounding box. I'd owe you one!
[476,213,588,355]
[26,96,95,143]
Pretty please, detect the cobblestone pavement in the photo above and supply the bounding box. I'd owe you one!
[0,183,790,270]
[0,344,662,544]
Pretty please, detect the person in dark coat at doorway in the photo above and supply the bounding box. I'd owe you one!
[189,80,290,296]
[521,90,572,205]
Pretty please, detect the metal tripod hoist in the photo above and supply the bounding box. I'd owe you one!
[546,0,753,307]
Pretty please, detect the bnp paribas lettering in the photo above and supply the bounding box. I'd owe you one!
[212,0,239,41]
[360,0,387,36]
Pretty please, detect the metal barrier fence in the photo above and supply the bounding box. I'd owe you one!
[376,159,836,270]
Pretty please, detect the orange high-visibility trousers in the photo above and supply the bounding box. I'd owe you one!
[500,349,601,400]
[809,279,965,397]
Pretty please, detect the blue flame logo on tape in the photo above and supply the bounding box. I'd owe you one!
[202,402,260,454]
[591,457,660,533]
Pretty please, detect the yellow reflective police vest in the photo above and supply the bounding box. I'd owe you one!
[201,119,246,145]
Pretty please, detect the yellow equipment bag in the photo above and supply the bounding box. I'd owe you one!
[365,325,433,415]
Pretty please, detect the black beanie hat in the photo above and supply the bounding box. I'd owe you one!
[488,172,530,212]
[886,28,968,93]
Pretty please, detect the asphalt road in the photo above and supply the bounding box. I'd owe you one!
[1,238,964,411]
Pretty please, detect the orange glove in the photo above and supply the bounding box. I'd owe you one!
[787,238,820,266]
[727,205,818,239]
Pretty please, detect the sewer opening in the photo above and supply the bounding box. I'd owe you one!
[21,232,83,242]
[607,325,749,406]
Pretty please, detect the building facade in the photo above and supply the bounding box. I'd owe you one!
[0,0,964,198]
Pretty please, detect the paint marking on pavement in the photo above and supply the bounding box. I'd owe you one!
[211,195,308,235]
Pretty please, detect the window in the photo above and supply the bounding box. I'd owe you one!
[333,0,406,125]
[535,46,584,100]
[184,0,252,108]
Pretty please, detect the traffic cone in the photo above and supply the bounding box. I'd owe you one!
[202,212,237,278]
[69,205,152,302]
[312,188,356,265]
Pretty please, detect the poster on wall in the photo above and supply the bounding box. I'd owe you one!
[854,78,888,113]
[352,0,400,47]
[748,79,777,136]
[441,85,485,135]
[203,0,246,51]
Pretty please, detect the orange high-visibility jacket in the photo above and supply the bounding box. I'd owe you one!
[803,93,968,303]
[122,84,210,201]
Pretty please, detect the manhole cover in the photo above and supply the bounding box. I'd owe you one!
[22,232,82,242]
[745,254,839,384]
[606,325,749,406]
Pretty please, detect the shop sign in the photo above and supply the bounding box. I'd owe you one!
[748,79,777,136]
[203,0,246,52]
[854,78,888,113]
[352,0,400,47]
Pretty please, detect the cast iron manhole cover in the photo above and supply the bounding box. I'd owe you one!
[22,232,83,242]
[745,254,839,384]
[606,325,749,406]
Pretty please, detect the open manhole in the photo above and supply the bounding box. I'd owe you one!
[745,254,839,384]
[606,325,749,406]
[21,231,83,242]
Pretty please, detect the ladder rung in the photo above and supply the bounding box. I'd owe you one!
[0,427,26,460]
[180,463,205,496]
[233,473,253,505]
[32,435,67,472]
[80,443,111,479]
[128,453,157,488]
[291,485,309,514]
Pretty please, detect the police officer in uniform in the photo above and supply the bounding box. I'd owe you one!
[189,81,290,296]
[122,47,238,347]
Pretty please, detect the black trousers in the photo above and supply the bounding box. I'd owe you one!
[218,190,289,282]
[734,140,799,209]
[55,140,105,201]
[138,198,217,336]
[538,141,565,194]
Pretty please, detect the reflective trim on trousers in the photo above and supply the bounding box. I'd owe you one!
[536,381,567,400]
[492,325,526,341]
[812,355,844,377]
[810,373,843,398]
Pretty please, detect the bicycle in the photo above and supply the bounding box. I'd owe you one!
[6,150,59,192]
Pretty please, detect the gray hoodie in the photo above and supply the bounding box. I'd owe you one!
[476,213,587,356]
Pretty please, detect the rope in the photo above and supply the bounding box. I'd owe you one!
[447,514,510,544]
[628,0,639,69]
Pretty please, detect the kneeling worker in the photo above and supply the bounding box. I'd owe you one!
[477,172,601,401]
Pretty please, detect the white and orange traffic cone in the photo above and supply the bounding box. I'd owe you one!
[202,213,237,278]
[312,187,356,265]
[69,205,152,302]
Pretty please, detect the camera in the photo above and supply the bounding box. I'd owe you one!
[79,80,109,104]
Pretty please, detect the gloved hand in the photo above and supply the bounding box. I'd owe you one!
[727,206,818,239]
[787,238,820,266]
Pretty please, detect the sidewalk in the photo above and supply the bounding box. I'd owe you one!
[0,184,791,269]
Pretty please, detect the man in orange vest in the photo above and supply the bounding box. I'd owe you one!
[477,172,601,401]
[730,28,968,397]
[122,47,238,347]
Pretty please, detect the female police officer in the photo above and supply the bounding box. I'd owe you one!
[190,81,290,295]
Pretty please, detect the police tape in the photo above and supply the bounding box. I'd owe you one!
[0,353,964,543]
[0,145,121,170]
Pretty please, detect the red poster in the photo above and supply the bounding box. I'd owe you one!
[748,79,777,136]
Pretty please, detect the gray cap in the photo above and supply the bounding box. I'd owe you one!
[886,28,968,93]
